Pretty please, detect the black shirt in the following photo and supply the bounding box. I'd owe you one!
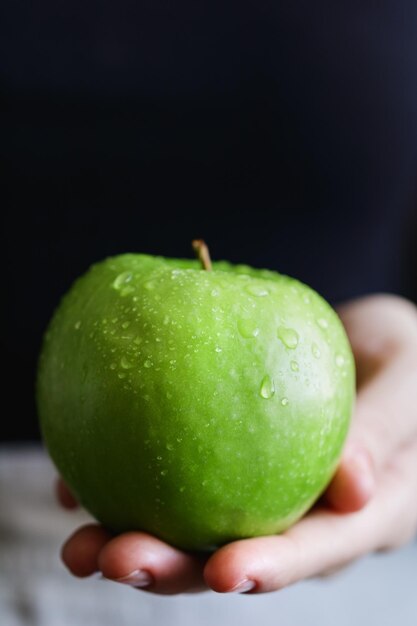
[2,1,417,440]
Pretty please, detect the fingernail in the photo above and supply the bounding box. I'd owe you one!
[112,569,153,588]
[228,579,256,593]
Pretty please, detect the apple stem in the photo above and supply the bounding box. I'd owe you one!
[192,239,212,271]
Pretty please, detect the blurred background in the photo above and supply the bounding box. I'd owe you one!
[1,1,417,624]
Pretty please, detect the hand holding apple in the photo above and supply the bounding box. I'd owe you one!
[38,243,354,550]
[59,295,417,594]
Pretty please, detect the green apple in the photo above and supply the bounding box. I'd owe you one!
[37,245,355,551]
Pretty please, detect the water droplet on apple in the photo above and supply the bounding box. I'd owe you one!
[290,360,299,372]
[211,288,220,297]
[166,443,174,451]
[281,397,289,406]
[237,319,260,338]
[215,346,222,353]
[144,359,152,368]
[121,321,130,329]
[277,326,299,349]
[157,455,162,461]
[143,279,154,290]
[336,354,345,367]
[74,320,81,330]
[246,284,269,297]
[317,317,328,329]
[120,356,133,369]
[110,362,117,370]
[118,372,126,379]
[312,343,321,359]
[112,271,133,290]
[133,337,142,345]
[160,470,168,476]
[260,375,275,399]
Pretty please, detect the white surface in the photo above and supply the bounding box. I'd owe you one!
[1,445,416,626]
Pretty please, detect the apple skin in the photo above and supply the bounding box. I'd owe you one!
[37,254,355,551]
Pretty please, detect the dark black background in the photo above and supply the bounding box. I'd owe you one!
[1,2,417,440]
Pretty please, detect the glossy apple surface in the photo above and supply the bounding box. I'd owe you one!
[37,254,355,550]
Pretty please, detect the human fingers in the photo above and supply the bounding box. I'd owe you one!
[61,524,113,576]
[204,509,377,594]
[61,524,208,593]
[326,295,417,512]
[204,440,417,594]
[98,532,208,594]
[55,477,79,509]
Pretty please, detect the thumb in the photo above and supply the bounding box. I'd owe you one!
[326,295,417,513]
[324,433,376,513]
[325,346,417,513]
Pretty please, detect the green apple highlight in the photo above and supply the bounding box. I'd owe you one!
[37,248,355,550]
